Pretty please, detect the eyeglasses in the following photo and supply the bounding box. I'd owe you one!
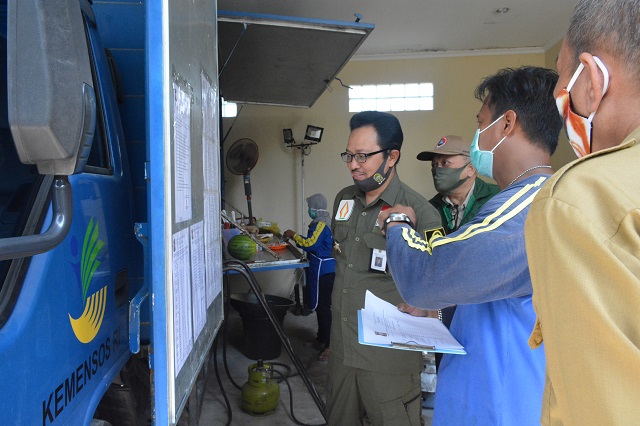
[340,149,388,163]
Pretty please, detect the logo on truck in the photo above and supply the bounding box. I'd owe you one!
[69,218,107,343]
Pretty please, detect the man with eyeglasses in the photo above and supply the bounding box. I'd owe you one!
[326,110,442,426]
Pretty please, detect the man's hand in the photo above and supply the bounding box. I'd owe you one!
[378,205,417,235]
[283,229,296,239]
[397,302,439,318]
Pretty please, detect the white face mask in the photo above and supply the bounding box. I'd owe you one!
[469,114,506,179]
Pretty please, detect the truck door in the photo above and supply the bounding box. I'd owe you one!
[0,0,138,424]
[144,0,225,422]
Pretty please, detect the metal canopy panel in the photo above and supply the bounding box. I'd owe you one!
[218,11,374,107]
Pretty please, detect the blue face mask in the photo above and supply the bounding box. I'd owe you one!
[469,114,507,179]
[308,208,317,219]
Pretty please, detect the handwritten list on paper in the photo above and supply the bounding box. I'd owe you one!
[201,73,222,306]
[190,221,207,340]
[172,227,193,375]
[173,82,192,224]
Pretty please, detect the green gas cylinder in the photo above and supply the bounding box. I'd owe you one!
[241,360,280,415]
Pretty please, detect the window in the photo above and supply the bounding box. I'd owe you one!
[82,30,111,173]
[348,83,434,113]
[222,98,237,118]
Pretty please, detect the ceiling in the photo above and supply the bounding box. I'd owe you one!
[217,0,576,59]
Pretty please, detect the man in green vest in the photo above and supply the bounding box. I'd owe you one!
[414,134,499,360]
[418,134,500,236]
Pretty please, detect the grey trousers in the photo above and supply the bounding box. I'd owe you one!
[326,355,422,426]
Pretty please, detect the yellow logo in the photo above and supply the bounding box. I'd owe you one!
[69,218,107,344]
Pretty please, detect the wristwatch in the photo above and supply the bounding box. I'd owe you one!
[382,212,414,233]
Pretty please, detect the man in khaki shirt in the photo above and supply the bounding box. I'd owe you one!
[327,111,441,425]
[525,0,640,423]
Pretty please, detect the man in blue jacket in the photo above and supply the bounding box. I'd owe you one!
[379,66,562,425]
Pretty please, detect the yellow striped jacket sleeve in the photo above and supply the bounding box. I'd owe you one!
[386,176,548,309]
[293,221,326,248]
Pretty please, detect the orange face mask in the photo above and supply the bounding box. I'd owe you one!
[555,56,609,158]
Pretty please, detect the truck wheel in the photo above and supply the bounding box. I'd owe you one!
[94,356,151,425]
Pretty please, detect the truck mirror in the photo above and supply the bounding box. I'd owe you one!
[0,0,94,260]
[7,0,96,176]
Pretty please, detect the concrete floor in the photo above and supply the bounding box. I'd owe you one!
[192,301,434,425]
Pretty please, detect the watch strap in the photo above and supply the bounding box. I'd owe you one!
[382,212,414,233]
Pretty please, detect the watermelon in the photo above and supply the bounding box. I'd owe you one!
[227,234,257,260]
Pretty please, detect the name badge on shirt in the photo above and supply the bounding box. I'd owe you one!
[335,200,355,221]
[370,248,387,273]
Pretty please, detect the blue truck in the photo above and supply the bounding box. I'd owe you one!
[0,0,220,423]
[0,0,372,424]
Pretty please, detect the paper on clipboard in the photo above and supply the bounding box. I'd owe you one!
[358,290,466,354]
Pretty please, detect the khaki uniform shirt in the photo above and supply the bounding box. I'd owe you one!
[526,127,640,425]
[331,172,442,374]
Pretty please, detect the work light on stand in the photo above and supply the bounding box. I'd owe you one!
[283,125,323,231]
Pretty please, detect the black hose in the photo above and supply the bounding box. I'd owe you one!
[272,369,327,426]
[279,348,323,380]
[212,332,232,426]
[223,260,328,421]
[221,273,243,390]
[221,313,243,390]
[269,361,292,380]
